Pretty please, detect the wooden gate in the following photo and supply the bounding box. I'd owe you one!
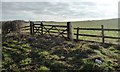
[30,21,72,40]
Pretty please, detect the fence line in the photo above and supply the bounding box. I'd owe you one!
[74,25,120,44]
[21,22,120,44]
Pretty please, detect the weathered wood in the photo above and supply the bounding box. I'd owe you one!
[74,28,120,31]
[44,28,67,31]
[43,26,54,34]
[104,36,120,39]
[33,23,35,34]
[34,25,41,34]
[74,25,120,44]
[74,33,101,37]
[67,22,72,40]
[76,27,79,41]
[49,31,67,34]
[21,26,30,28]
[43,24,67,27]
[30,21,33,35]
[104,29,120,31]
[41,22,43,35]
[101,25,104,43]
[74,28,101,30]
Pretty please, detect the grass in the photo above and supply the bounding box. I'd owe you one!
[2,34,120,71]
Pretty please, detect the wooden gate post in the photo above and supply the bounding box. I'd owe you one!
[67,22,72,40]
[101,25,105,43]
[41,22,43,35]
[76,27,79,41]
[30,21,33,35]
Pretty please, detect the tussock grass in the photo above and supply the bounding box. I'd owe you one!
[2,34,120,71]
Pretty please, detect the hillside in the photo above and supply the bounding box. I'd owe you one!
[2,34,120,71]
[43,18,119,29]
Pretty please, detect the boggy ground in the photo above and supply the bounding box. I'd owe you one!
[2,34,120,72]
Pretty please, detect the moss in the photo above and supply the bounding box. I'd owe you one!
[38,51,50,56]
[39,66,50,71]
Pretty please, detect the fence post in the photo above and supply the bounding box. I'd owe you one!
[30,21,33,35]
[101,25,104,43]
[67,22,72,40]
[41,22,43,35]
[76,27,79,41]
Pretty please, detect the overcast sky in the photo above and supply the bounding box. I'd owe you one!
[1,0,120,21]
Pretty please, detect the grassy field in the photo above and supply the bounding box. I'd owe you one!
[42,18,119,44]
[2,34,120,71]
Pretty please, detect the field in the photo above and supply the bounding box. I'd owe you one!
[2,19,119,71]
[31,18,119,44]
[2,34,120,71]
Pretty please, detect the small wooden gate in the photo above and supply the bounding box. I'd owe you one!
[30,21,72,40]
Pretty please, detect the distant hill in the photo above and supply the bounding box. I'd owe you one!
[71,18,119,29]
[43,18,119,29]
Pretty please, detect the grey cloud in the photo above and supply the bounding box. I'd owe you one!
[2,2,111,20]
[79,2,96,6]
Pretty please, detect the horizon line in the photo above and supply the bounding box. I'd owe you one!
[0,17,119,22]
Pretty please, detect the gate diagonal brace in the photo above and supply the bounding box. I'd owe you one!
[34,25,41,33]
[57,29,67,38]
[43,26,54,35]
[53,26,67,38]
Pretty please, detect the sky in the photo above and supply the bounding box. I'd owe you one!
[1,0,120,21]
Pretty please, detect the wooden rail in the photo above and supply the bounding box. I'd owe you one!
[74,25,120,44]
[74,28,120,31]
[21,26,30,31]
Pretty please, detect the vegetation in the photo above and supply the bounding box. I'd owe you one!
[2,34,120,72]
[1,19,119,71]
[2,20,24,34]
